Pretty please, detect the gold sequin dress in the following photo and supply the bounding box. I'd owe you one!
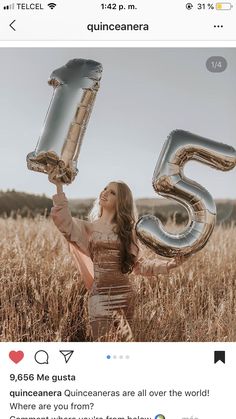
[87,229,134,339]
[51,193,170,341]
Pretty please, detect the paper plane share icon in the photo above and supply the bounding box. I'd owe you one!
[59,350,74,363]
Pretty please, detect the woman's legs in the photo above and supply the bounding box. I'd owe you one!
[88,289,134,341]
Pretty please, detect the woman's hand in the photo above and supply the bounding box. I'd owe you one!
[47,165,63,194]
[167,254,189,271]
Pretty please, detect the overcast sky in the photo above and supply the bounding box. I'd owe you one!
[0,48,235,199]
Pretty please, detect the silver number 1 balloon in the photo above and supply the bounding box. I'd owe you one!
[27,58,103,184]
[136,130,236,257]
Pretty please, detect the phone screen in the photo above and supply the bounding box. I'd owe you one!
[0,2,236,419]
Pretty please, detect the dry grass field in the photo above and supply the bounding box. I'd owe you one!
[0,215,236,342]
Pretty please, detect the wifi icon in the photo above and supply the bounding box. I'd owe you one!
[48,2,56,9]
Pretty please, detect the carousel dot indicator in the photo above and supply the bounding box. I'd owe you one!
[106,355,111,359]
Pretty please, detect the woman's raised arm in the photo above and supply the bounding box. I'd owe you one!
[49,170,91,257]
[51,193,91,257]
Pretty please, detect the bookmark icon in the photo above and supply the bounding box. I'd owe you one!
[214,351,225,364]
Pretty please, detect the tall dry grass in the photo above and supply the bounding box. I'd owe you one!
[0,216,235,342]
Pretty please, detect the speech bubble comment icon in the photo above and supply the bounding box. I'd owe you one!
[34,350,49,364]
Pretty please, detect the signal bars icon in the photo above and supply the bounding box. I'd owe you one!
[3,3,14,9]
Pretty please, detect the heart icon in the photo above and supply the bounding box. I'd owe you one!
[9,351,24,364]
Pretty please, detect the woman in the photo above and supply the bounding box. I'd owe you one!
[49,174,185,341]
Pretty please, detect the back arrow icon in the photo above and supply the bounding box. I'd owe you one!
[10,20,16,31]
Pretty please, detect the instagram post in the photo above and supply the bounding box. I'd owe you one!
[1,2,236,418]
[0,47,235,344]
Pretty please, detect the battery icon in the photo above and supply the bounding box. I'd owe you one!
[216,2,233,9]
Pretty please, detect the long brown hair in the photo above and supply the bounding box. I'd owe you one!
[88,181,139,273]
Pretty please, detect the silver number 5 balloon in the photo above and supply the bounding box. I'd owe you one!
[27,58,103,184]
[136,130,236,257]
